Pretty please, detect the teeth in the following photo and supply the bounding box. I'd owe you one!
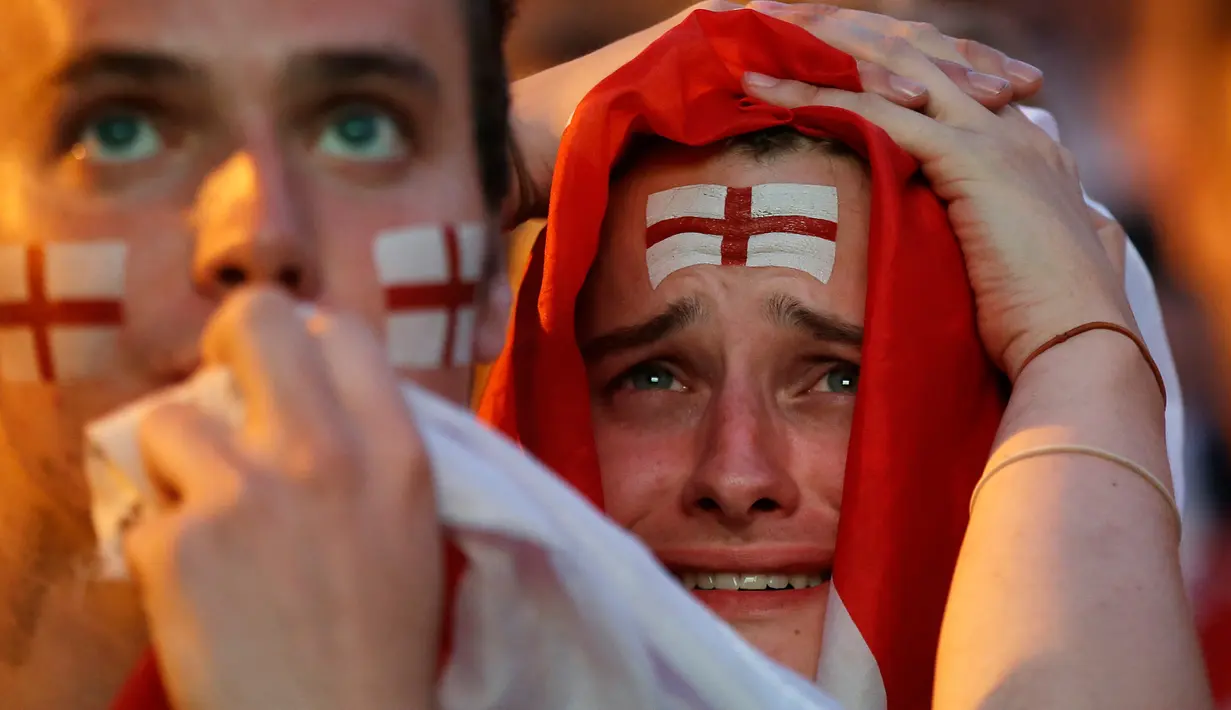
[675,571,829,590]
[739,574,768,590]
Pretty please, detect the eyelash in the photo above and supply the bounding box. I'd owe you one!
[604,358,684,394]
[301,93,416,147]
[54,95,178,156]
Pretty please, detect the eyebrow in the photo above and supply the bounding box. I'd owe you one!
[284,49,440,100]
[50,49,204,87]
[47,47,441,101]
[764,293,863,347]
[580,297,705,361]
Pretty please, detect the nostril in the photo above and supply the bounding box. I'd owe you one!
[216,265,246,288]
[697,498,720,512]
[277,267,302,292]
[750,498,779,513]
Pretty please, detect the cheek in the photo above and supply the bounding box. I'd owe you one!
[592,418,692,528]
[308,177,488,329]
[0,379,150,517]
[9,188,213,386]
[783,404,854,503]
[124,230,214,375]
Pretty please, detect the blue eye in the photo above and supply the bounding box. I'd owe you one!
[617,363,684,392]
[316,108,406,161]
[819,363,859,395]
[74,114,163,163]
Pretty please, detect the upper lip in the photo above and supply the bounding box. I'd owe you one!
[653,545,834,576]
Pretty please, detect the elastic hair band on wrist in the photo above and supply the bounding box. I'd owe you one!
[1016,321,1166,404]
[969,444,1181,536]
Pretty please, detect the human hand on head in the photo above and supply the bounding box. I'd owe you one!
[508,0,1043,223]
[124,288,441,710]
[740,49,1136,384]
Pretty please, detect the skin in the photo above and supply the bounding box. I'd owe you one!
[0,0,500,707]
[578,143,870,677]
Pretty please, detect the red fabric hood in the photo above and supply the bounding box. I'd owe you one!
[478,9,1005,708]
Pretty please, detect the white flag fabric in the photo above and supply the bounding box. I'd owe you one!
[1020,106,1187,520]
[85,368,845,710]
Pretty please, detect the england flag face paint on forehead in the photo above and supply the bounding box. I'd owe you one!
[373,222,486,370]
[644,183,838,288]
[0,241,127,382]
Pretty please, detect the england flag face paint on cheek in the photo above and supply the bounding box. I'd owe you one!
[373,223,486,370]
[644,183,838,288]
[0,241,128,382]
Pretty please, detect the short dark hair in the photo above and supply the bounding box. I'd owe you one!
[721,125,856,162]
[463,0,516,215]
[611,126,861,183]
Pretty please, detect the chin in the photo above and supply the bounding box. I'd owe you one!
[703,583,829,679]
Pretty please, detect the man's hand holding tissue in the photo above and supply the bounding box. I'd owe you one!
[122,288,441,710]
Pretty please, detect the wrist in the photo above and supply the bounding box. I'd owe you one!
[1008,327,1167,432]
[503,79,565,227]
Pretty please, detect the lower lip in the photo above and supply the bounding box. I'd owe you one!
[689,582,829,619]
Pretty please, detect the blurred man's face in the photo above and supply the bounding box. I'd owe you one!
[0,0,496,522]
[577,141,870,677]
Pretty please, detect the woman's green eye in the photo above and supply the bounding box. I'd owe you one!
[74,114,163,163]
[316,109,406,161]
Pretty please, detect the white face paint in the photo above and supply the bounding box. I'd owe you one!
[373,223,486,370]
[0,241,127,382]
[644,183,838,288]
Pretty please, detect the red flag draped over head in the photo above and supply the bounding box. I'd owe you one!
[478,9,1005,709]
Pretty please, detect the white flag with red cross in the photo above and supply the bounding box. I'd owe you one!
[373,223,486,370]
[644,183,838,288]
[0,241,127,382]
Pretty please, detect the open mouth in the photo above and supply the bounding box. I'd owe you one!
[674,570,833,591]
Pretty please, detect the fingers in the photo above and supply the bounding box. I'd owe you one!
[742,76,954,163]
[744,1,1033,111]
[854,60,929,108]
[139,402,246,507]
[202,288,346,448]
[307,312,429,487]
[955,38,1044,101]
[771,12,999,123]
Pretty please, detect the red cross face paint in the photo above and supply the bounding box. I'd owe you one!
[0,241,127,382]
[373,223,486,370]
[644,183,838,288]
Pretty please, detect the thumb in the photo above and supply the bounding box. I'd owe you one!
[742,72,824,109]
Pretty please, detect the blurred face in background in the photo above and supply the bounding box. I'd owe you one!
[0,0,507,693]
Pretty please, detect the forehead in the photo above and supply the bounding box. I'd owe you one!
[4,0,463,86]
[581,143,871,335]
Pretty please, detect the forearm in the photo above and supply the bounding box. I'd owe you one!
[501,17,678,227]
[935,331,1211,709]
[501,57,602,227]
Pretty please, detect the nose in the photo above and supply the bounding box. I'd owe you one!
[682,386,801,525]
[191,151,318,300]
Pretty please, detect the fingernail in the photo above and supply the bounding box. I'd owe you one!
[744,72,781,88]
[967,71,1011,95]
[1004,59,1043,83]
[888,74,927,101]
